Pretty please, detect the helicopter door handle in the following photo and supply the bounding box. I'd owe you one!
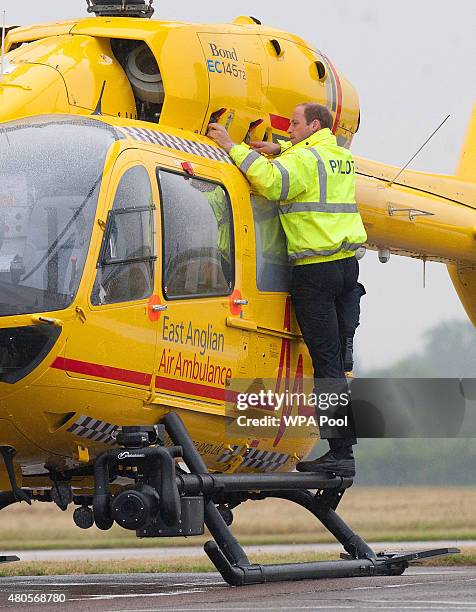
[233,299,248,306]
[31,315,63,327]
[152,305,168,312]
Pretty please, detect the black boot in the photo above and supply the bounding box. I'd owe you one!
[296,446,355,478]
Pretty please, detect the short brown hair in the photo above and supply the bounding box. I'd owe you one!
[298,103,334,130]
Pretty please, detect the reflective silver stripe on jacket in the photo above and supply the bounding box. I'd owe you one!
[279,202,358,214]
[239,150,261,173]
[254,207,280,222]
[308,148,328,203]
[272,160,290,200]
[289,242,364,260]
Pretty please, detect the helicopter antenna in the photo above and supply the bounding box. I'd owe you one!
[388,114,450,186]
[1,11,6,83]
[92,80,107,115]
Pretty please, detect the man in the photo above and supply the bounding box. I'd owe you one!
[190,179,233,287]
[208,103,367,477]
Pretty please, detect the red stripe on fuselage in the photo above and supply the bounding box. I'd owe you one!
[324,56,343,133]
[51,358,237,403]
[51,357,152,387]
[155,376,237,403]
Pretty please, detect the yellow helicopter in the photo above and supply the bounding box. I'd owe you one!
[0,0,470,584]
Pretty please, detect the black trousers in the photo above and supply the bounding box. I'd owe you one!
[291,256,361,446]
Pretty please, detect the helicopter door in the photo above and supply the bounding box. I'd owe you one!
[64,154,158,402]
[151,162,241,412]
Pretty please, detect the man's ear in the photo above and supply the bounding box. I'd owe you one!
[312,119,322,133]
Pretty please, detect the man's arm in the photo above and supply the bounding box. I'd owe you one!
[249,141,281,155]
[207,124,307,202]
[207,123,236,152]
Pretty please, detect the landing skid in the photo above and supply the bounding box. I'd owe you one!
[164,413,459,585]
[0,556,19,565]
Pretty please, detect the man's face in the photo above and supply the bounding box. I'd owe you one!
[287,106,320,145]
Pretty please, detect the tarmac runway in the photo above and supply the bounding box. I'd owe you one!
[1,567,475,611]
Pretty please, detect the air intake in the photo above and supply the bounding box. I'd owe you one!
[86,1,155,18]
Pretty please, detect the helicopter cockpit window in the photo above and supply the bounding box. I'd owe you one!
[0,116,119,317]
[158,170,234,299]
[91,165,155,306]
[251,195,291,292]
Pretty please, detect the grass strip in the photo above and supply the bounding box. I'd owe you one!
[1,549,475,577]
[2,530,476,551]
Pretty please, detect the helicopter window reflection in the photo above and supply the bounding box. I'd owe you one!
[158,171,234,299]
[251,195,291,292]
[92,165,156,305]
[0,116,119,317]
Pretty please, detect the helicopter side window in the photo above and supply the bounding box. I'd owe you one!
[251,195,291,292]
[158,170,234,299]
[91,166,156,306]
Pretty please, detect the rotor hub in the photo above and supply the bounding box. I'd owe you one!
[86,1,155,18]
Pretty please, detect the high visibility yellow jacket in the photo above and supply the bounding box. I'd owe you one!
[206,186,231,263]
[229,128,367,265]
[252,195,288,263]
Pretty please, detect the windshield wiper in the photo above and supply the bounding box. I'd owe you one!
[21,174,102,282]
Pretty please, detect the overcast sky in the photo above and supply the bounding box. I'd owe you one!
[2,0,475,368]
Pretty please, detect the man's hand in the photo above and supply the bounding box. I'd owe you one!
[207,123,235,152]
[250,141,281,156]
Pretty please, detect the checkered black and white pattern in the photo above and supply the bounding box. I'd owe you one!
[121,127,233,164]
[67,419,290,471]
[217,445,290,472]
[217,444,246,464]
[67,416,118,446]
[241,448,290,472]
